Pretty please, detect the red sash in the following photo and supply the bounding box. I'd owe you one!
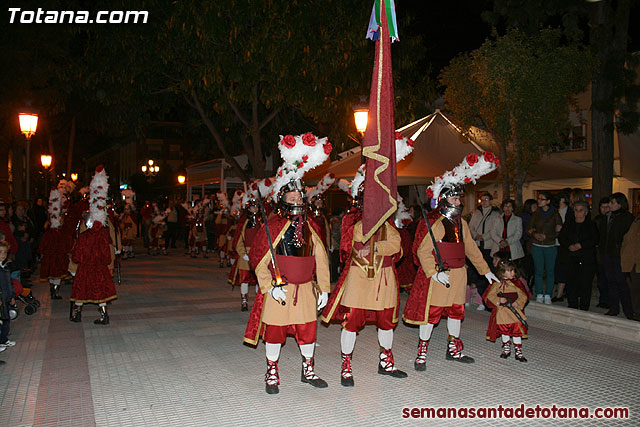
[244,227,258,246]
[268,254,315,284]
[434,241,466,269]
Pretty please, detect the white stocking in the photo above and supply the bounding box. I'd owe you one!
[447,318,461,338]
[513,336,522,345]
[501,334,510,343]
[419,324,434,341]
[377,329,394,350]
[299,343,315,358]
[240,283,249,295]
[340,329,357,354]
[265,343,281,362]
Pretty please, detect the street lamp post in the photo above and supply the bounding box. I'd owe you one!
[177,174,187,199]
[19,112,39,200]
[141,159,159,177]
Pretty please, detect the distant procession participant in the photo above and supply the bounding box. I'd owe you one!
[228,182,271,311]
[403,152,500,370]
[38,189,73,300]
[215,191,232,268]
[244,132,332,394]
[307,174,336,248]
[119,189,137,259]
[183,200,208,258]
[70,165,117,325]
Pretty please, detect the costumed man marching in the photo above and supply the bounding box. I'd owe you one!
[225,191,243,266]
[38,188,73,300]
[215,192,233,268]
[321,134,414,386]
[403,152,500,369]
[70,165,117,325]
[185,200,208,258]
[148,210,168,256]
[228,184,265,311]
[307,173,335,248]
[395,197,417,292]
[119,189,137,259]
[244,132,332,395]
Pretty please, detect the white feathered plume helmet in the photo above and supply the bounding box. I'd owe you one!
[152,208,171,224]
[121,188,135,209]
[426,152,500,201]
[89,165,109,228]
[48,188,63,229]
[272,132,333,201]
[231,189,244,216]
[57,179,76,196]
[394,195,412,229]
[338,132,415,199]
[307,173,336,202]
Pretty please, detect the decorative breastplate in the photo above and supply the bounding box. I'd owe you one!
[441,216,463,243]
[277,219,313,257]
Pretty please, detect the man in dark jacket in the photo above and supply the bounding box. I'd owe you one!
[599,193,635,318]
[559,201,598,310]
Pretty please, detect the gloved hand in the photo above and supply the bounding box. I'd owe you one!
[317,292,328,310]
[269,285,287,303]
[431,271,450,286]
[484,271,499,284]
[227,235,233,241]
[242,254,250,261]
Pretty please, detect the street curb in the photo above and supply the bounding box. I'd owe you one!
[525,302,640,342]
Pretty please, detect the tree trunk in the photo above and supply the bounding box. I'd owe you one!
[67,116,76,177]
[47,133,56,180]
[589,0,631,212]
[499,141,510,200]
[189,91,248,182]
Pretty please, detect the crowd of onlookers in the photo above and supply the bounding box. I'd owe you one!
[461,189,640,321]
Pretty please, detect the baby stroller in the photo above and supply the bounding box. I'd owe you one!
[12,271,40,315]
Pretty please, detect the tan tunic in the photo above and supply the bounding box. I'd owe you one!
[256,221,330,326]
[235,222,251,271]
[340,222,401,311]
[416,218,490,307]
[485,280,527,325]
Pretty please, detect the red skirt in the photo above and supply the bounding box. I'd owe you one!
[39,229,72,281]
[71,264,117,304]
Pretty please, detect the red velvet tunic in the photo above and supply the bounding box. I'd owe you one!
[38,228,73,281]
[70,225,117,304]
[395,227,417,289]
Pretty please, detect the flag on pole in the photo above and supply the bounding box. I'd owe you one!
[361,0,397,243]
[366,0,399,42]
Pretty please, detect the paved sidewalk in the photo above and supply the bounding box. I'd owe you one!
[1,250,638,426]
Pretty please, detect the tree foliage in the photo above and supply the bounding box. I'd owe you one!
[441,29,593,203]
[84,0,436,179]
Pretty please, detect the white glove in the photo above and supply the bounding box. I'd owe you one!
[227,235,233,241]
[242,254,250,261]
[431,271,450,286]
[484,272,499,284]
[269,286,287,303]
[115,249,122,255]
[230,258,236,265]
[317,292,328,310]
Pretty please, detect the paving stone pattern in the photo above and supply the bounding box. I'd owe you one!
[1,250,638,426]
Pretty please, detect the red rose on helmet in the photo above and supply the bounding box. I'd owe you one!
[407,138,415,147]
[426,188,434,198]
[394,131,404,140]
[302,155,309,162]
[302,132,316,146]
[483,152,495,163]
[323,141,332,155]
[464,177,472,183]
[264,178,272,186]
[495,158,501,167]
[281,135,296,149]
[466,153,478,166]
[297,162,305,169]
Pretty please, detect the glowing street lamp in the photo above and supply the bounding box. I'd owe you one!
[177,175,186,185]
[354,109,369,135]
[142,160,159,176]
[40,154,52,169]
[70,173,78,182]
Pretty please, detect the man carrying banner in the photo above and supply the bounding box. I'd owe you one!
[403,152,500,369]
[244,132,332,395]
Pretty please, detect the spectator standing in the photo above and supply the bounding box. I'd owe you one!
[469,193,502,301]
[165,200,179,249]
[621,214,640,320]
[600,193,635,319]
[0,241,17,353]
[520,199,537,284]
[140,201,153,249]
[12,202,35,271]
[594,197,611,309]
[558,201,598,310]
[527,191,563,304]
[490,199,524,262]
[552,192,571,302]
[0,204,18,256]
